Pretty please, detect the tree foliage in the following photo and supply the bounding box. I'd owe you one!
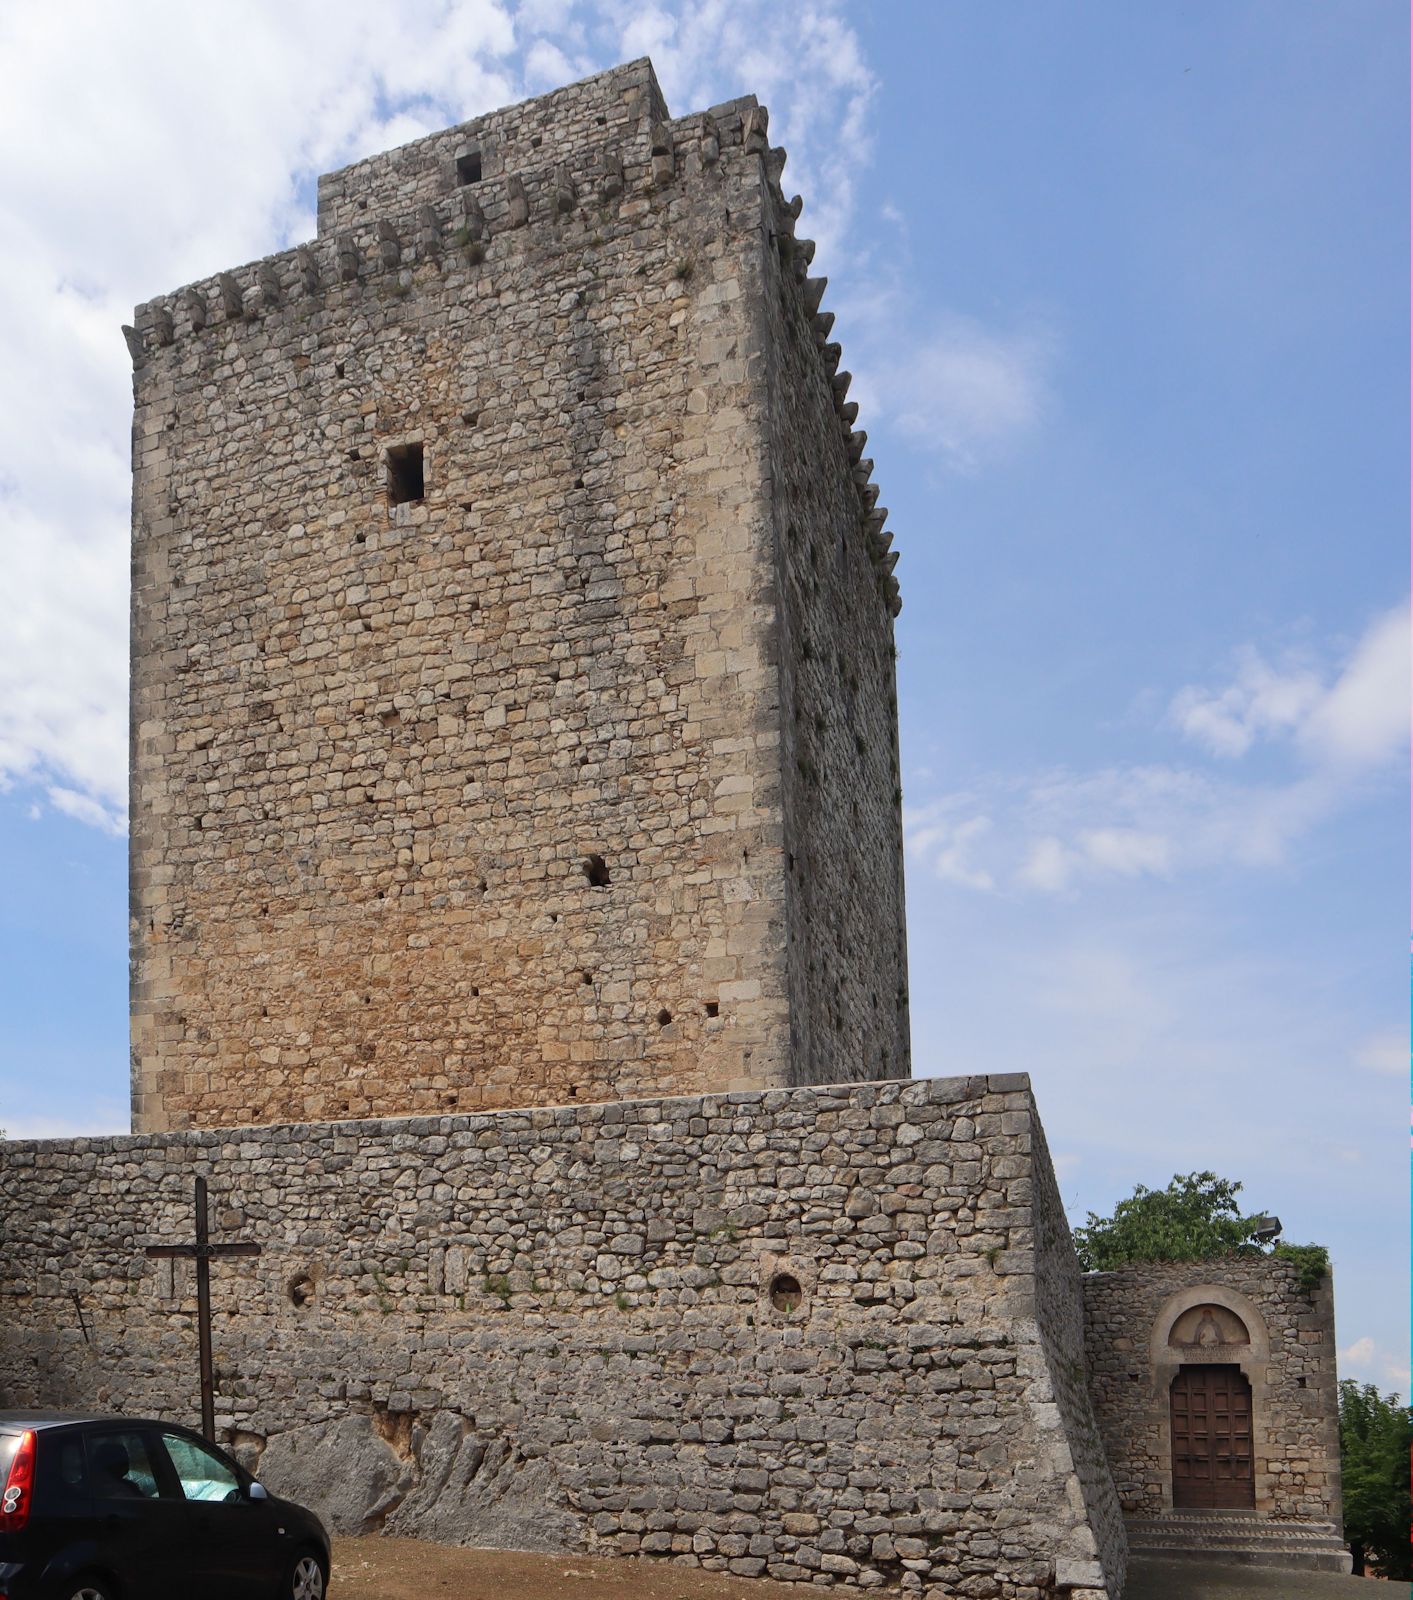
[1073,1172,1270,1270]
[1272,1240,1331,1295]
[1073,1171,1328,1294]
[1339,1380,1412,1578]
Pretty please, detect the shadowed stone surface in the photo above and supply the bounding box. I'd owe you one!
[1126,1559,1403,1600]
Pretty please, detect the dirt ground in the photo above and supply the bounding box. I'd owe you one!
[333,1541,1406,1600]
[332,1537,812,1599]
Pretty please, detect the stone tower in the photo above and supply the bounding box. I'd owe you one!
[127,60,908,1133]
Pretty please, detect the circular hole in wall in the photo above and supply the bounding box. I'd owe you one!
[288,1273,316,1309]
[769,1273,803,1314]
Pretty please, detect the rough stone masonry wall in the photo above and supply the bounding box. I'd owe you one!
[314,60,671,237]
[1028,1118,1126,1596]
[755,130,910,1087]
[1083,1257,1342,1525]
[1,1076,1120,1598]
[127,59,907,1133]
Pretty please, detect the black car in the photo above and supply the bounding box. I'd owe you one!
[0,1412,330,1600]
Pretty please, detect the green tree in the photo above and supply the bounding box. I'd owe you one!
[1339,1380,1412,1578]
[1074,1170,1330,1290]
[1074,1171,1268,1270]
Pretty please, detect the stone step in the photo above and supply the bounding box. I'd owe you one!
[1125,1516,1352,1574]
[1128,1516,1344,1538]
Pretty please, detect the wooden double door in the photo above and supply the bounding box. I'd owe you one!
[1170,1363,1255,1508]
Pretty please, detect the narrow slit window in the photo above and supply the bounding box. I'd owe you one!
[386,443,424,506]
[456,150,483,185]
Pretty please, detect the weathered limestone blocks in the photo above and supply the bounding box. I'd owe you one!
[0,1075,1124,1597]
[126,57,907,1132]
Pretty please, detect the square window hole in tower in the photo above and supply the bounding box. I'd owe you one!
[456,149,482,185]
[386,443,424,506]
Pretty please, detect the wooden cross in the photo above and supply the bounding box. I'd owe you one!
[145,1175,261,1441]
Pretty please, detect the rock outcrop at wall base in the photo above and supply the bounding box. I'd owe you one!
[256,1413,579,1552]
[1,1075,1124,1597]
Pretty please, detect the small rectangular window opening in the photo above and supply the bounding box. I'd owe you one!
[386,443,424,506]
[456,150,483,185]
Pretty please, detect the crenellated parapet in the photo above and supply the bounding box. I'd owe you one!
[123,65,898,617]
[750,110,901,617]
[125,102,742,353]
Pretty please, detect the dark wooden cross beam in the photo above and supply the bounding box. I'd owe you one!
[145,1175,261,1441]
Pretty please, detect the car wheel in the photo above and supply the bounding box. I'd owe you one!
[57,1581,114,1600]
[282,1550,327,1600]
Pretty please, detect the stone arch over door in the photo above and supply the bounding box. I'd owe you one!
[1148,1283,1272,1512]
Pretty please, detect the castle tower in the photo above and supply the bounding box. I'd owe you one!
[127,60,909,1132]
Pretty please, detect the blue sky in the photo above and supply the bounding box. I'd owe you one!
[0,2,1406,1392]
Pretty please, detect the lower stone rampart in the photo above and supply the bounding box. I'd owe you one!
[1029,1119,1127,1597]
[1,1075,1122,1597]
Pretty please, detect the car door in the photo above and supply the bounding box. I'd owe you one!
[83,1425,188,1600]
[153,1427,284,1597]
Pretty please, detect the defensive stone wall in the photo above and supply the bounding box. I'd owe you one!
[1,1075,1120,1598]
[126,59,905,1133]
[756,148,909,1087]
[1083,1256,1342,1525]
[1029,1119,1126,1596]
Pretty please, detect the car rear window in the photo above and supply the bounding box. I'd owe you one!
[0,1433,17,1477]
[35,1432,89,1512]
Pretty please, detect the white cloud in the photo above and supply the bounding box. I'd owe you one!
[1172,603,1409,768]
[1171,649,1324,757]
[524,37,582,88]
[1355,1027,1408,1078]
[1302,604,1410,768]
[1342,1335,1376,1365]
[1340,1335,1411,1393]
[48,786,125,836]
[905,808,995,890]
[0,0,876,833]
[619,4,678,62]
[885,313,1054,472]
[1078,828,1173,879]
[908,604,1405,897]
[1018,836,1075,893]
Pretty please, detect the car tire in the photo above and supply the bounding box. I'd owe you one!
[281,1549,328,1600]
[55,1580,115,1600]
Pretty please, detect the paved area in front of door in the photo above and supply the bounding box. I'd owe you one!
[1127,1557,1408,1599]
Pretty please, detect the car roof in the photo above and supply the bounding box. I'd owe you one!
[0,1412,188,1433]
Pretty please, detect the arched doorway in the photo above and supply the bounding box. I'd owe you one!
[1169,1363,1255,1508]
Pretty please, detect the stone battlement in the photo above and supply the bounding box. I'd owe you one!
[314,59,675,236]
[123,73,896,617]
